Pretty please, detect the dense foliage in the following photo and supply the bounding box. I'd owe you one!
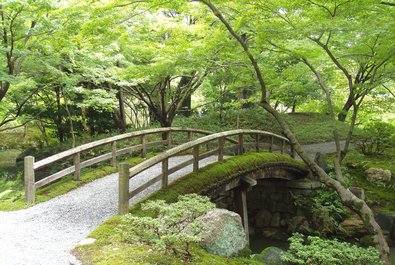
[119,194,215,259]
[281,233,383,265]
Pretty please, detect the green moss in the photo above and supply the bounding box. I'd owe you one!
[332,149,395,214]
[76,152,302,264]
[0,154,157,211]
[353,201,364,211]
[75,243,263,265]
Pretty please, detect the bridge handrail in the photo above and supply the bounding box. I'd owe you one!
[24,127,217,204]
[33,127,213,170]
[118,129,295,214]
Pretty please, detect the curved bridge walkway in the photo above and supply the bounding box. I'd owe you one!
[0,128,321,265]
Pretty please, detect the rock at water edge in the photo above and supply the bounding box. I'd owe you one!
[254,246,286,265]
[198,208,247,257]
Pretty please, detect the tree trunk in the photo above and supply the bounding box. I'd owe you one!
[338,95,354,122]
[117,87,127,132]
[179,75,193,117]
[180,95,192,117]
[55,86,64,142]
[81,107,90,143]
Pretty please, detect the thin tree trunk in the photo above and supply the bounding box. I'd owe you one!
[61,88,76,148]
[338,95,354,121]
[55,86,64,142]
[117,87,126,132]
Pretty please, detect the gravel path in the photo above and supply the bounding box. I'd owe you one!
[297,140,348,160]
[0,142,342,265]
[0,155,219,265]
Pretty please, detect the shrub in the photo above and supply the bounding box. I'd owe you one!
[119,194,215,260]
[281,233,383,265]
[292,188,348,236]
[354,121,395,155]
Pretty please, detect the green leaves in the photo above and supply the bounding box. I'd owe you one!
[281,233,383,265]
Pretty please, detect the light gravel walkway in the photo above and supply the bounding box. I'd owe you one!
[0,155,219,265]
[0,142,342,265]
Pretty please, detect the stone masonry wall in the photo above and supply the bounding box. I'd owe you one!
[214,179,320,240]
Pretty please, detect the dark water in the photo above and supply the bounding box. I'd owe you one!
[249,236,289,254]
[250,237,395,265]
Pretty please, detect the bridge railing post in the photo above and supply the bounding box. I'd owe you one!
[73,152,81,181]
[187,131,193,142]
[118,162,130,215]
[111,141,117,167]
[238,133,244,155]
[269,136,274,152]
[193,145,199,172]
[166,131,172,148]
[218,137,224,161]
[141,135,146,158]
[24,156,36,204]
[291,145,296,158]
[162,158,169,188]
[255,134,260,152]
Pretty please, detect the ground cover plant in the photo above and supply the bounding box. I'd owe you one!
[281,233,382,265]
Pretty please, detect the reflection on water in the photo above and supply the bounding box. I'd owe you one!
[250,237,395,265]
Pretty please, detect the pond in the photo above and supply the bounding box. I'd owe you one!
[250,237,395,264]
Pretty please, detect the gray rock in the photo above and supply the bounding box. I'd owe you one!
[255,208,272,227]
[288,216,309,233]
[198,208,247,257]
[390,221,395,241]
[349,187,365,200]
[365,168,391,183]
[375,212,395,231]
[271,213,281,228]
[254,246,286,265]
[314,152,330,173]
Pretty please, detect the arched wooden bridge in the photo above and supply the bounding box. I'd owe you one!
[24,127,310,217]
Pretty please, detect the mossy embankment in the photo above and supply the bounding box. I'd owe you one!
[342,149,395,214]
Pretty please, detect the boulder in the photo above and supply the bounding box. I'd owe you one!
[349,187,365,201]
[390,224,395,242]
[374,212,395,231]
[288,216,310,234]
[340,216,368,237]
[255,208,272,227]
[365,168,391,183]
[198,208,247,257]
[314,152,331,173]
[254,246,286,265]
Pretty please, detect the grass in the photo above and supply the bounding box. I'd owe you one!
[0,149,21,168]
[342,149,395,214]
[74,152,304,264]
[0,154,157,211]
[286,112,355,144]
[173,109,356,144]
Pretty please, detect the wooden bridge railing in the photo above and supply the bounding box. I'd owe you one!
[24,127,217,204]
[118,129,295,214]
